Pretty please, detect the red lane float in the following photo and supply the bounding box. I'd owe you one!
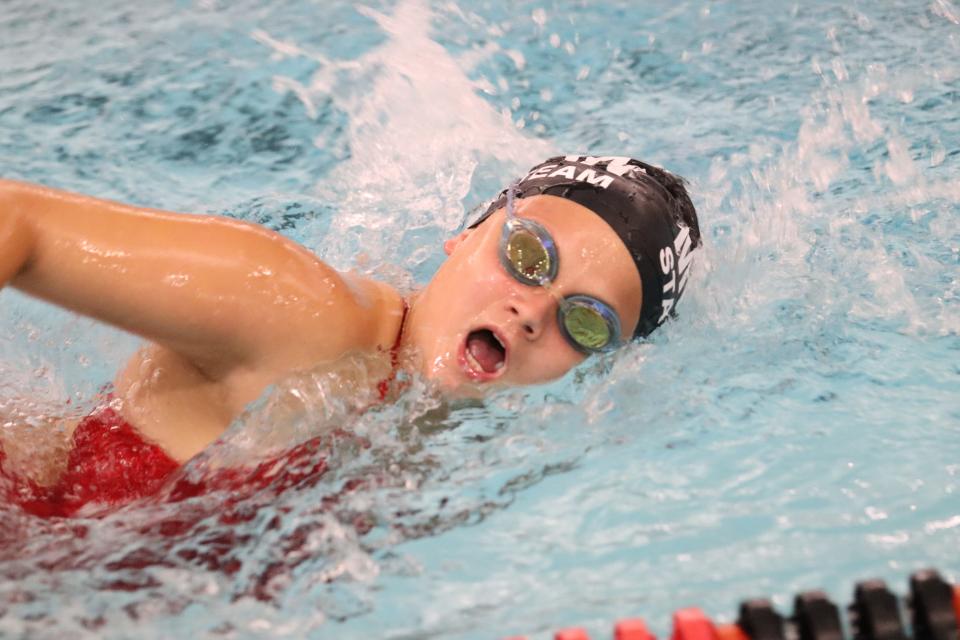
[671,608,718,640]
[615,618,657,640]
[954,586,960,624]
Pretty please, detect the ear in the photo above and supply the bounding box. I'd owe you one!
[443,229,472,256]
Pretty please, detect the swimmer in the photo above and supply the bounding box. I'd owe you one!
[0,155,701,516]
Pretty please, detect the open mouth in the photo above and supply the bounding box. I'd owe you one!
[462,328,507,378]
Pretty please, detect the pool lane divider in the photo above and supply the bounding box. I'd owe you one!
[503,569,960,640]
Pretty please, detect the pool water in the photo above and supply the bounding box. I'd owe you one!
[1,0,958,638]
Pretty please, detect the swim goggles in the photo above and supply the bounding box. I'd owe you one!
[499,182,623,354]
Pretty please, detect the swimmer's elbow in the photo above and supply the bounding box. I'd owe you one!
[0,180,35,288]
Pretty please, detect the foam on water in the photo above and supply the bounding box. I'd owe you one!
[251,0,553,282]
[0,0,958,638]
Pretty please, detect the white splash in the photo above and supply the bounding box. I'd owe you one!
[252,0,553,273]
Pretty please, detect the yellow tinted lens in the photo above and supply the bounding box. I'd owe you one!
[563,305,611,350]
[507,230,551,280]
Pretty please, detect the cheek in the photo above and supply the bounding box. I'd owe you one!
[426,254,513,340]
[512,336,584,385]
[444,250,513,305]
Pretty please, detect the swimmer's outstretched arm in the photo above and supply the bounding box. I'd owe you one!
[0,180,402,379]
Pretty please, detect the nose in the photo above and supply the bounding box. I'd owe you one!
[507,289,556,341]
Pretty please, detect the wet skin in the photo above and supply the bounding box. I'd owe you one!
[403,194,642,395]
[0,182,641,468]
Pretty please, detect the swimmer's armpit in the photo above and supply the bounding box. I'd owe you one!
[0,180,35,289]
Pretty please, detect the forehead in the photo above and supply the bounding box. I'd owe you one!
[509,194,643,336]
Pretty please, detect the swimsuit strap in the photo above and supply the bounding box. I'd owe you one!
[376,299,409,402]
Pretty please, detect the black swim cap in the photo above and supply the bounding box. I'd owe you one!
[469,155,701,338]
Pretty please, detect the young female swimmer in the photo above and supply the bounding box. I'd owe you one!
[0,156,701,516]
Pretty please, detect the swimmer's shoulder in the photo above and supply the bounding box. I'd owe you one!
[242,261,405,373]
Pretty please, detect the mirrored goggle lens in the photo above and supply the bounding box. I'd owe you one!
[562,304,613,351]
[506,228,552,283]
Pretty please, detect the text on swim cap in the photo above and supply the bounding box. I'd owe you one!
[658,225,693,324]
[521,163,615,189]
[522,156,644,189]
[563,155,641,177]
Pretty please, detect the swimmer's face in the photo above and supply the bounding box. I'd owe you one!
[405,194,642,396]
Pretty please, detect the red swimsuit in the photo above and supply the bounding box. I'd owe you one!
[0,406,179,518]
[0,304,407,518]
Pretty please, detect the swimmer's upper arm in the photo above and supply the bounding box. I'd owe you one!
[0,181,34,288]
[1,179,389,378]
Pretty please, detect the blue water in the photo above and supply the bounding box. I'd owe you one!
[1,0,958,638]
